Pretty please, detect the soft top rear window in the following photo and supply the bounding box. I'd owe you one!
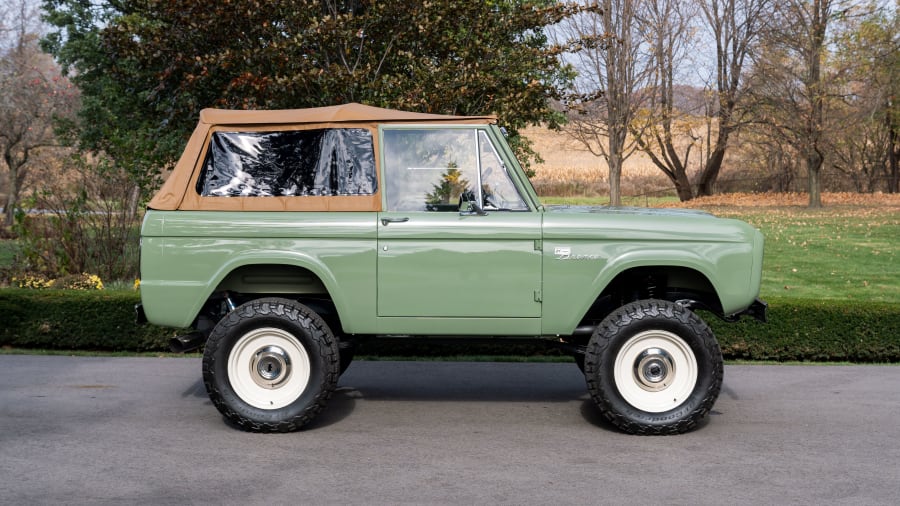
[197,128,377,197]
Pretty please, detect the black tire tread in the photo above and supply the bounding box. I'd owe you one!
[584,299,723,435]
[202,297,339,433]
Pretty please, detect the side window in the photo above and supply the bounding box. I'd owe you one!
[478,131,528,211]
[383,129,479,212]
[197,128,377,197]
[382,128,528,212]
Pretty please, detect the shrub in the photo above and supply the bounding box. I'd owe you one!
[0,289,172,352]
[707,297,900,362]
[7,272,105,290]
[10,273,55,289]
[11,154,142,282]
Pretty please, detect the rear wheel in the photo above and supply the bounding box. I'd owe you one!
[584,299,723,435]
[202,298,339,432]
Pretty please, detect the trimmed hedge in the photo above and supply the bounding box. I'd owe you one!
[0,289,173,352]
[708,297,900,363]
[1,290,898,362]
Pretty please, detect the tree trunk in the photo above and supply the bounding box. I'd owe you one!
[3,151,19,227]
[889,112,899,193]
[697,148,724,197]
[608,153,622,206]
[807,149,823,208]
[673,170,694,201]
[696,126,731,197]
[608,123,626,206]
[805,0,828,208]
[3,182,17,227]
[605,0,623,208]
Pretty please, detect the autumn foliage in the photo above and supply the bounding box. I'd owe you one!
[669,191,900,210]
[43,0,594,179]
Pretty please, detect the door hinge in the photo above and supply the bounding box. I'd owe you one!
[534,289,542,302]
[534,239,542,251]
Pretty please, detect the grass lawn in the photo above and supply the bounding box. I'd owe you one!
[718,209,898,303]
[539,193,900,304]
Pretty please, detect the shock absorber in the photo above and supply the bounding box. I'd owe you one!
[646,275,658,299]
[223,291,237,312]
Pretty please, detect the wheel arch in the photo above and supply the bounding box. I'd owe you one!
[192,251,349,331]
[576,260,724,330]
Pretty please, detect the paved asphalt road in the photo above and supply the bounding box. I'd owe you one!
[1,355,898,505]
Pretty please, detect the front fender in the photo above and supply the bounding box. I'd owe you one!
[541,241,753,335]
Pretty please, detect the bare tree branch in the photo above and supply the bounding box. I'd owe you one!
[558,0,649,206]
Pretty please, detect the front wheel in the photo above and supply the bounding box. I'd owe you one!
[584,300,723,435]
[202,298,339,432]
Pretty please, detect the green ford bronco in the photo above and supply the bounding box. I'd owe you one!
[138,103,766,435]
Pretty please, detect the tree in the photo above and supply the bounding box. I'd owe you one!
[629,0,697,201]
[629,0,769,202]
[834,5,899,193]
[559,0,647,206]
[695,0,770,196]
[43,0,590,197]
[0,0,76,226]
[751,0,853,207]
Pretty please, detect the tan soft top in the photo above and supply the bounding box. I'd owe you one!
[148,103,497,211]
[198,102,496,125]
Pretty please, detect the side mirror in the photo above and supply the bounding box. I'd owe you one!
[459,192,487,216]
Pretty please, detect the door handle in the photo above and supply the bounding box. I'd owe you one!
[381,217,410,226]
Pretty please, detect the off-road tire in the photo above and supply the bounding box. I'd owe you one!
[202,298,339,432]
[584,299,723,435]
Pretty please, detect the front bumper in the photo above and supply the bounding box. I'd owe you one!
[734,298,768,323]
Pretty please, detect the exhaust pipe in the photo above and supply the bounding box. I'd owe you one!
[169,331,207,353]
[573,325,597,336]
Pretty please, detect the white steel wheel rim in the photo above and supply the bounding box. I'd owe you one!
[613,329,698,413]
[228,327,312,410]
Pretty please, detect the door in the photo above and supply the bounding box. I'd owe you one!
[377,127,541,318]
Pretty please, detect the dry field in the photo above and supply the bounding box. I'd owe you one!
[525,125,666,174]
[524,125,688,198]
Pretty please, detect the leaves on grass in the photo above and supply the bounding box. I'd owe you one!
[667,192,900,217]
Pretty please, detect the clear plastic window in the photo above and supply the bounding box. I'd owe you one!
[383,128,527,212]
[197,128,377,197]
[478,131,528,211]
